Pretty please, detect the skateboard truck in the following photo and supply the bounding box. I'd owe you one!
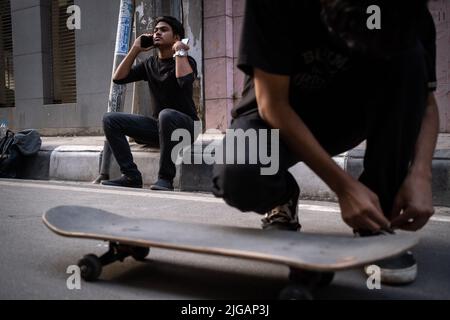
[77,241,334,299]
[77,242,150,281]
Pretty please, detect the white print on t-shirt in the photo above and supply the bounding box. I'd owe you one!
[292,48,350,90]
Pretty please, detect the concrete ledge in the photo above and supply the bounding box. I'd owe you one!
[49,150,100,182]
[180,135,450,207]
[18,134,450,207]
[21,141,180,187]
[289,156,345,202]
[179,145,345,200]
[18,151,51,180]
[347,148,450,207]
[179,136,218,192]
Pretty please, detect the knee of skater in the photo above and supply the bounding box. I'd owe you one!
[212,163,260,211]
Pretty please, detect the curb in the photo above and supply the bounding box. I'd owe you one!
[346,148,450,207]
[20,144,181,188]
[18,136,450,207]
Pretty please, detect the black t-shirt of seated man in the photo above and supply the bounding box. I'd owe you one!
[114,55,199,121]
[233,0,437,119]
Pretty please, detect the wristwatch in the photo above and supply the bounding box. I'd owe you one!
[173,49,188,58]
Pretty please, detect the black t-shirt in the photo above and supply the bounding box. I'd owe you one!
[233,0,437,118]
[114,56,198,120]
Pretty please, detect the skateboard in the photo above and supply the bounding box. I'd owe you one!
[43,205,419,299]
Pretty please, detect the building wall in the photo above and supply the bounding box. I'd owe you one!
[429,0,450,132]
[2,0,449,134]
[204,0,450,133]
[0,0,130,135]
[203,0,244,132]
[0,0,203,136]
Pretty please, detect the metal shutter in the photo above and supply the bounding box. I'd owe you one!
[51,0,76,104]
[0,0,15,108]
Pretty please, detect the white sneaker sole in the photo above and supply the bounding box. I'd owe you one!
[364,264,417,285]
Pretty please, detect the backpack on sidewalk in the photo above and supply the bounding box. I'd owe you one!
[0,129,42,178]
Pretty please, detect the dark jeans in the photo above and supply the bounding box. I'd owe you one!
[103,108,196,181]
[212,43,429,219]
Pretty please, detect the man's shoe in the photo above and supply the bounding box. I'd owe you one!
[261,189,301,231]
[364,250,417,285]
[356,230,418,285]
[92,173,109,184]
[101,174,143,188]
[150,179,174,191]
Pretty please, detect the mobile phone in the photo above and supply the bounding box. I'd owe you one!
[140,35,153,48]
[181,38,189,45]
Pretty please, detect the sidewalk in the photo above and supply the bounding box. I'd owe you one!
[19,134,450,206]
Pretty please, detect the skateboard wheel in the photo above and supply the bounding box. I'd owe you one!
[130,247,150,261]
[318,272,335,287]
[78,254,102,281]
[279,284,313,300]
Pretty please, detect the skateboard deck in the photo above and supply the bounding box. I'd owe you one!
[43,205,419,299]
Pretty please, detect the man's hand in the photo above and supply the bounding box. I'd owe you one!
[336,179,391,232]
[172,40,190,53]
[133,34,154,52]
[113,34,151,81]
[390,171,435,231]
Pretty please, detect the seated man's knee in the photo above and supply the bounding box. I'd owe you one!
[103,112,120,129]
[158,109,178,126]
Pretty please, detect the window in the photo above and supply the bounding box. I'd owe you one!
[0,0,15,108]
[51,0,76,104]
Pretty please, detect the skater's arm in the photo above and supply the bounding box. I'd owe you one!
[390,93,439,231]
[254,69,349,193]
[413,8,439,175]
[390,9,440,231]
[410,93,439,178]
[254,68,390,232]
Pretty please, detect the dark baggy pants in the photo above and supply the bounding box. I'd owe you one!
[103,108,196,182]
[212,43,429,219]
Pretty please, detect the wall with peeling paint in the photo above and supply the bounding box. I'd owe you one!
[203,0,244,132]
[204,0,450,133]
[0,0,203,136]
[429,0,450,132]
[2,0,448,135]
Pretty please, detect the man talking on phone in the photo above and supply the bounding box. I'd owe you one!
[101,16,198,191]
[212,0,438,284]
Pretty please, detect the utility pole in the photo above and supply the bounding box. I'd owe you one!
[94,0,135,184]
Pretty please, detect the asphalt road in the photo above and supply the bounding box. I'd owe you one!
[0,178,449,300]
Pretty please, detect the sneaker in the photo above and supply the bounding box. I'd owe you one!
[150,178,174,191]
[92,173,109,184]
[261,190,301,231]
[356,230,418,285]
[365,251,417,285]
[101,174,143,188]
